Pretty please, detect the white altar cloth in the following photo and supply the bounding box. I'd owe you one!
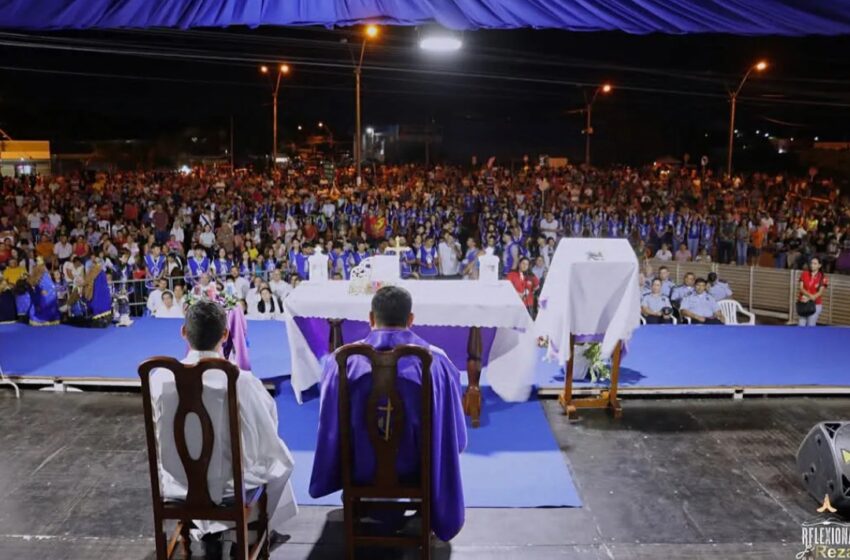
[283,280,536,403]
[534,238,641,366]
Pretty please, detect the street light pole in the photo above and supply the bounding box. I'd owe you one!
[584,100,593,167]
[583,83,612,168]
[354,25,378,187]
[261,63,290,171]
[726,60,767,177]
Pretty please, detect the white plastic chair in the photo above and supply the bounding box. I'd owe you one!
[717,299,755,325]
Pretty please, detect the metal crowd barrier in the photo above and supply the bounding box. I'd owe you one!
[107,270,275,313]
[646,259,850,326]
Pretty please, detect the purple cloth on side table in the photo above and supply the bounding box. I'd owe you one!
[309,328,467,542]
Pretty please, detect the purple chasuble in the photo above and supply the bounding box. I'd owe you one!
[309,328,467,541]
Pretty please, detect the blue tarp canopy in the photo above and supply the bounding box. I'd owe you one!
[1,0,849,35]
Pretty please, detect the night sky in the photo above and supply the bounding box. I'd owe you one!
[1,26,850,167]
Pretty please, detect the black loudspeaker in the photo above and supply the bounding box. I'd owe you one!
[796,421,850,512]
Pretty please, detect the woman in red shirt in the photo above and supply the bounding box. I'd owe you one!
[798,256,828,326]
[506,256,540,317]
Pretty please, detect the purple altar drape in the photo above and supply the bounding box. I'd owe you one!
[293,316,496,373]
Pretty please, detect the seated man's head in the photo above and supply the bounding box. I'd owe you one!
[182,300,228,352]
[694,278,707,294]
[161,290,174,309]
[658,266,669,281]
[684,272,695,287]
[369,286,414,330]
[651,278,662,294]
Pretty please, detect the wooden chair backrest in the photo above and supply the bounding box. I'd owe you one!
[138,356,246,512]
[335,343,433,490]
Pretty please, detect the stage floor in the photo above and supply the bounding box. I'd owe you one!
[0,389,840,558]
[2,320,849,397]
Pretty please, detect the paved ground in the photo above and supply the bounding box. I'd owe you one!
[0,389,846,559]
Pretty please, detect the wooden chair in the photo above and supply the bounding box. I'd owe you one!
[335,343,433,560]
[138,357,270,560]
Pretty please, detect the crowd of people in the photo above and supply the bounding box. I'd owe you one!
[0,162,846,325]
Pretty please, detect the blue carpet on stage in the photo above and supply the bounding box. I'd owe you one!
[535,325,850,389]
[0,318,291,380]
[2,320,849,390]
[275,380,582,509]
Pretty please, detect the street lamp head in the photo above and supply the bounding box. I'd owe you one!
[601,83,613,93]
[259,65,269,74]
[280,64,290,74]
[365,25,379,39]
[297,125,303,131]
[318,121,324,128]
[755,61,768,71]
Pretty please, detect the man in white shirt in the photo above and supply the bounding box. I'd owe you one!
[268,269,292,302]
[225,267,250,300]
[147,279,168,315]
[149,301,296,545]
[655,243,673,261]
[539,211,560,240]
[437,231,461,277]
[245,276,264,315]
[154,291,185,318]
[53,234,73,263]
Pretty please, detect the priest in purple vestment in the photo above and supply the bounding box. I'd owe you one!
[309,286,468,541]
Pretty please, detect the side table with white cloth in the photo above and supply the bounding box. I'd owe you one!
[534,238,642,419]
[283,280,537,427]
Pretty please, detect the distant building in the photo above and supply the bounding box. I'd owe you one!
[0,140,51,176]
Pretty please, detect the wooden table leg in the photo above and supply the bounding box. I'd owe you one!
[607,340,623,418]
[558,334,577,419]
[328,319,344,353]
[462,326,482,428]
[559,337,624,420]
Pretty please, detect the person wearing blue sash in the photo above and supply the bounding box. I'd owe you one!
[289,241,309,280]
[398,208,410,232]
[638,221,651,242]
[687,218,702,258]
[418,238,439,278]
[571,216,583,237]
[501,233,520,275]
[28,259,60,326]
[330,243,351,279]
[239,253,253,278]
[144,245,166,290]
[187,246,210,285]
[400,243,417,279]
[673,217,686,249]
[701,219,716,252]
[212,248,232,277]
[461,238,482,280]
[353,241,371,266]
[115,251,135,298]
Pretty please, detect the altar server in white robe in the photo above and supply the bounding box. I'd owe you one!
[149,301,297,539]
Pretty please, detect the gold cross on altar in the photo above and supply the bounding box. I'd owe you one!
[378,401,394,441]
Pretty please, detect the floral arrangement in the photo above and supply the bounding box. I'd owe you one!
[185,287,239,310]
[582,343,611,382]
